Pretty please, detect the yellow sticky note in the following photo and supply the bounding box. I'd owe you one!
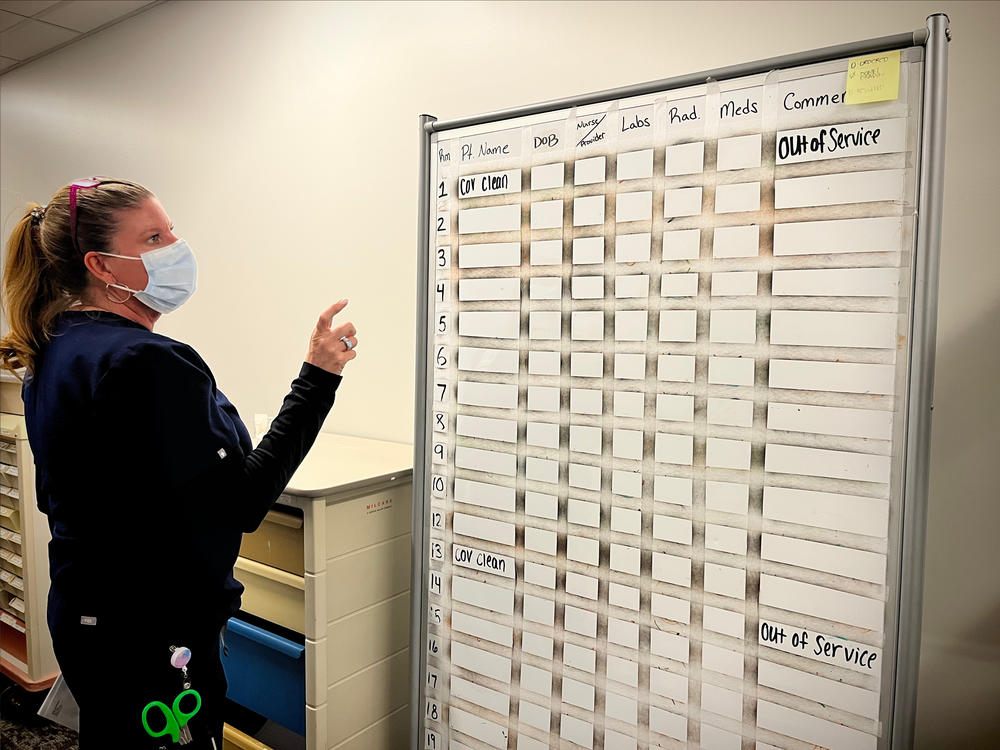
[846,50,900,104]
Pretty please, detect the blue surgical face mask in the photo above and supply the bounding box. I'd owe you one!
[99,239,197,314]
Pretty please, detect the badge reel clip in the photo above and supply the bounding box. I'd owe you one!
[141,645,212,748]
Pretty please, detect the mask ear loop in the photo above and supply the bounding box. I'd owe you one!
[96,250,142,305]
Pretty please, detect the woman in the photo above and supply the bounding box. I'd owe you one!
[0,178,357,748]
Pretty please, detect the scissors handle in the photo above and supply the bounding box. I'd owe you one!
[141,700,179,743]
[173,688,202,728]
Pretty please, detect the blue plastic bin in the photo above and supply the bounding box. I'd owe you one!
[221,616,305,735]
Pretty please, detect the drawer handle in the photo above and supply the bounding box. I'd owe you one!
[263,510,303,530]
[222,724,271,750]
[225,617,304,660]
[234,557,304,590]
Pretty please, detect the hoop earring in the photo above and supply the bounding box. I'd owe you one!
[105,283,132,304]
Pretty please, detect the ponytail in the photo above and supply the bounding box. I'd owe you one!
[1,205,70,376]
[1,179,152,376]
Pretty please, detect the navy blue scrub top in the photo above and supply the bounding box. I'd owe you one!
[24,311,255,633]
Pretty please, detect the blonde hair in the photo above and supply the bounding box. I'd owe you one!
[1,179,152,376]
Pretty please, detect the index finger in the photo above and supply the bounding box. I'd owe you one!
[317,299,348,329]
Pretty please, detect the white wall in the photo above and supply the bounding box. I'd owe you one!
[2,1,997,745]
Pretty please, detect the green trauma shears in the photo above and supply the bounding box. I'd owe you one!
[141,688,202,744]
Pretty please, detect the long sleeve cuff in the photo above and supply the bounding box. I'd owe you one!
[298,361,343,392]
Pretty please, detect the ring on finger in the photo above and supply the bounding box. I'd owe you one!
[340,336,355,351]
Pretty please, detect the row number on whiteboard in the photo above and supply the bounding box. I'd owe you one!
[431,510,444,529]
[436,246,450,268]
[429,604,443,624]
[434,382,448,403]
[436,214,449,235]
[435,281,450,304]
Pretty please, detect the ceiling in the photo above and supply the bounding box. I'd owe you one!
[0,0,161,75]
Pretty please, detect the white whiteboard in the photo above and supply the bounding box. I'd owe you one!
[419,46,926,750]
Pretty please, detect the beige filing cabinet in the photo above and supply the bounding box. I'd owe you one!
[233,433,413,750]
[0,373,59,691]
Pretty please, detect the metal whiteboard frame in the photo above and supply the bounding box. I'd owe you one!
[411,14,949,749]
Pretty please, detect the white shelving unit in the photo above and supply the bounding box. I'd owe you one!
[0,372,58,691]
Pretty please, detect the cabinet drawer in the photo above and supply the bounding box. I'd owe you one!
[239,507,304,576]
[0,619,27,672]
[333,704,408,750]
[222,616,305,735]
[222,724,271,750]
[0,548,22,570]
[0,505,20,533]
[233,557,304,634]
[325,482,412,558]
[326,647,409,747]
[0,527,22,546]
[1,590,24,615]
[0,570,23,592]
[327,533,410,621]
[1,380,23,416]
[0,611,24,632]
[326,591,410,684]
